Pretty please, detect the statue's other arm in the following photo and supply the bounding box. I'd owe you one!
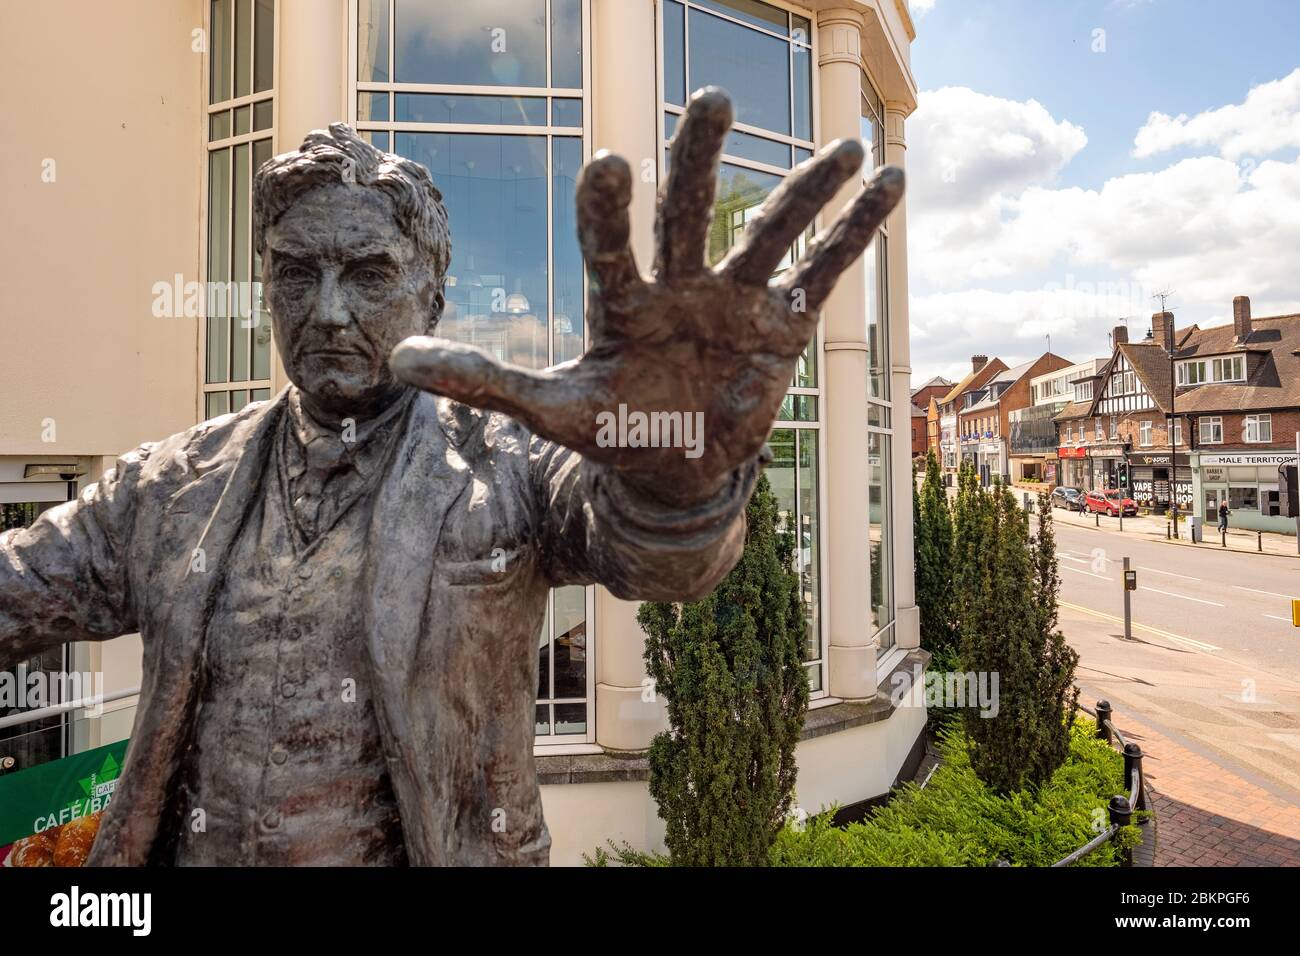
[0,448,145,667]
[530,439,760,601]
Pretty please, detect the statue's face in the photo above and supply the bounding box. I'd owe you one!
[263,182,443,418]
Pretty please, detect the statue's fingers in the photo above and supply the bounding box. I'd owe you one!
[721,138,865,286]
[576,151,647,317]
[776,166,905,316]
[654,87,733,280]
[389,337,594,446]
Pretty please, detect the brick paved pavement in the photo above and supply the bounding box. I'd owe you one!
[1109,712,1300,866]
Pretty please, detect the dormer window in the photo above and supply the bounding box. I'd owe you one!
[1177,355,1244,385]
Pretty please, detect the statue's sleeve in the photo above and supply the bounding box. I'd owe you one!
[530,438,760,601]
[0,446,147,666]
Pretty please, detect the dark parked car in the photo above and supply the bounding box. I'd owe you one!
[1051,486,1085,512]
[1084,490,1137,517]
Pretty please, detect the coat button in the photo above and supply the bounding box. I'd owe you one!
[269,745,288,765]
[287,627,302,641]
[281,681,297,698]
[262,810,282,830]
[298,565,313,579]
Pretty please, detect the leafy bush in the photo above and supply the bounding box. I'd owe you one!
[769,718,1139,867]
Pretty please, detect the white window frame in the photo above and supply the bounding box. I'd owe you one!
[1245,414,1272,444]
[1140,420,1152,447]
[1199,416,1223,445]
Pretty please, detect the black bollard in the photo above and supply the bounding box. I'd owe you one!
[1095,700,1113,743]
[1109,795,1134,865]
[1123,743,1145,811]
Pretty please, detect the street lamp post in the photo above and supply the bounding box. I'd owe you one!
[1168,338,1179,539]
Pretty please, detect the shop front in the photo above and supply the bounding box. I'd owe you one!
[1057,445,1088,489]
[1195,451,1298,534]
[1086,443,1128,491]
[1127,451,1191,513]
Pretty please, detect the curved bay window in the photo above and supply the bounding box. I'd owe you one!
[662,0,824,692]
[862,67,894,649]
[204,0,277,419]
[353,0,592,742]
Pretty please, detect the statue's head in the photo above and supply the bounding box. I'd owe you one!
[253,123,450,418]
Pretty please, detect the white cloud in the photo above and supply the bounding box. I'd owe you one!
[1133,67,1300,161]
[906,79,1300,383]
[911,0,937,18]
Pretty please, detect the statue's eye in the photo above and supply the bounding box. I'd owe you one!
[354,267,387,284]
[280,264,313,282]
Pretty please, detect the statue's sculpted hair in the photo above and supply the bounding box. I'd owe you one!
[253,122,450,279]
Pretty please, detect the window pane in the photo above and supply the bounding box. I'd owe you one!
[205,391,230,419]
[554,702,586,736]
[537,615,550,698]
[395,0,546,87]
[768,428,797,516]
[210,0,233,104]
[869,431,894,641]
[253,98,274,130]
[723,127,791,168]
[362,130,391,151]
[707,162,782,266]
[552,586,586,699]
[251,387,271,402]
[395,93,547,126]
[209,109,231,141]
[535,704,550,736]
[553,137,584,364]
[551,0,583,88]
[688,8,790,136]
[206,148,231,384]
[792,45,812,141]
[551,97,582,127]
[251,138,273,381]
[358,91,389,122]
[396,133,549,369]
[358,0,390,82]
[230,388,250,412]
[234,0,252,98]
[794,145,813,165]
[696,0,787,34]
[868,237,889,400]
[791,13,811,44]
[253,0,275,92]
[231,143,251,382]
[798,430,820,666]
[234,104,251,135]
[663,0,686,106]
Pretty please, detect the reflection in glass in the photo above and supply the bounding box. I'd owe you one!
[358,92,389,123]
[688,8,790,136]
[209,110,231,142]
[552,138,585,364]
[869,431,894,644]
[555,703,586,736]
[663,1,686,106]
[358,0,390,82]
[395,0,546,87]
[724,127,791,168]
[696,0,787,33]
[206,391,230,419]
[707,162,782,266]
[234,104,251,136]
[397,133,549,369]
[551,0,583,88]
[798,430,820,677]
[535,704,549,736]
[551,98,583,128]
[793,45,812,141]
[253,99,274,131]
[251,138,273,379]
[552,586,586,699]
[231,143,251,382]
[395,93,546,126]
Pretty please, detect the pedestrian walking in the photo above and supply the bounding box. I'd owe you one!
[1218,500,1230,533]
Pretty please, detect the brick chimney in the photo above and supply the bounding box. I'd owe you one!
[1233,295,1252,341]
[972,354,988,374]
[1112,325,1128,351]
[1150,311,1175,350]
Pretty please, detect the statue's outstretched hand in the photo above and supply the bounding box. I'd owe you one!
[391,87,903,507]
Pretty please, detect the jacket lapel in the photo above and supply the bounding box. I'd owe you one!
[89,391,287,865]
[364,393,476,865]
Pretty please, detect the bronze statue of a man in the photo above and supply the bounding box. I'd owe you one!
[0,89,901,865]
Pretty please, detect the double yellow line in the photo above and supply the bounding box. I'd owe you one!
[1059,600,1221,651]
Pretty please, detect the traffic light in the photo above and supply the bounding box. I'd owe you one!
[1117,463,1129,489]
[1272,465,1298,517]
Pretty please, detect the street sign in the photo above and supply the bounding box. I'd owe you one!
[1124,570,1137,591]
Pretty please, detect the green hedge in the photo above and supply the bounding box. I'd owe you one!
[769,718,1141,867]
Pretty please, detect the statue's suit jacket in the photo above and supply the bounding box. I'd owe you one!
[0,388,755,865]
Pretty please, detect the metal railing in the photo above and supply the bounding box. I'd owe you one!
[1046,699,1145,867]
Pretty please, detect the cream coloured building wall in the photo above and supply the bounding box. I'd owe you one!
[0,0,203,458]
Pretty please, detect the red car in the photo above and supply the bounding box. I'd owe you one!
[1084,490,1137,516]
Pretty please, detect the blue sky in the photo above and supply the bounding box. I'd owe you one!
[905,0,1300,383]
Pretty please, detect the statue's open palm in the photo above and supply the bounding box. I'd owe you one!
[392,88,903,506]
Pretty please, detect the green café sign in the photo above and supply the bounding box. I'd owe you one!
[0,740,128,847]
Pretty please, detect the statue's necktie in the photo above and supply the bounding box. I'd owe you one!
[292,435,350,541]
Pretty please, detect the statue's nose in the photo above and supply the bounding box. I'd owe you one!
[317,271,350,328]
